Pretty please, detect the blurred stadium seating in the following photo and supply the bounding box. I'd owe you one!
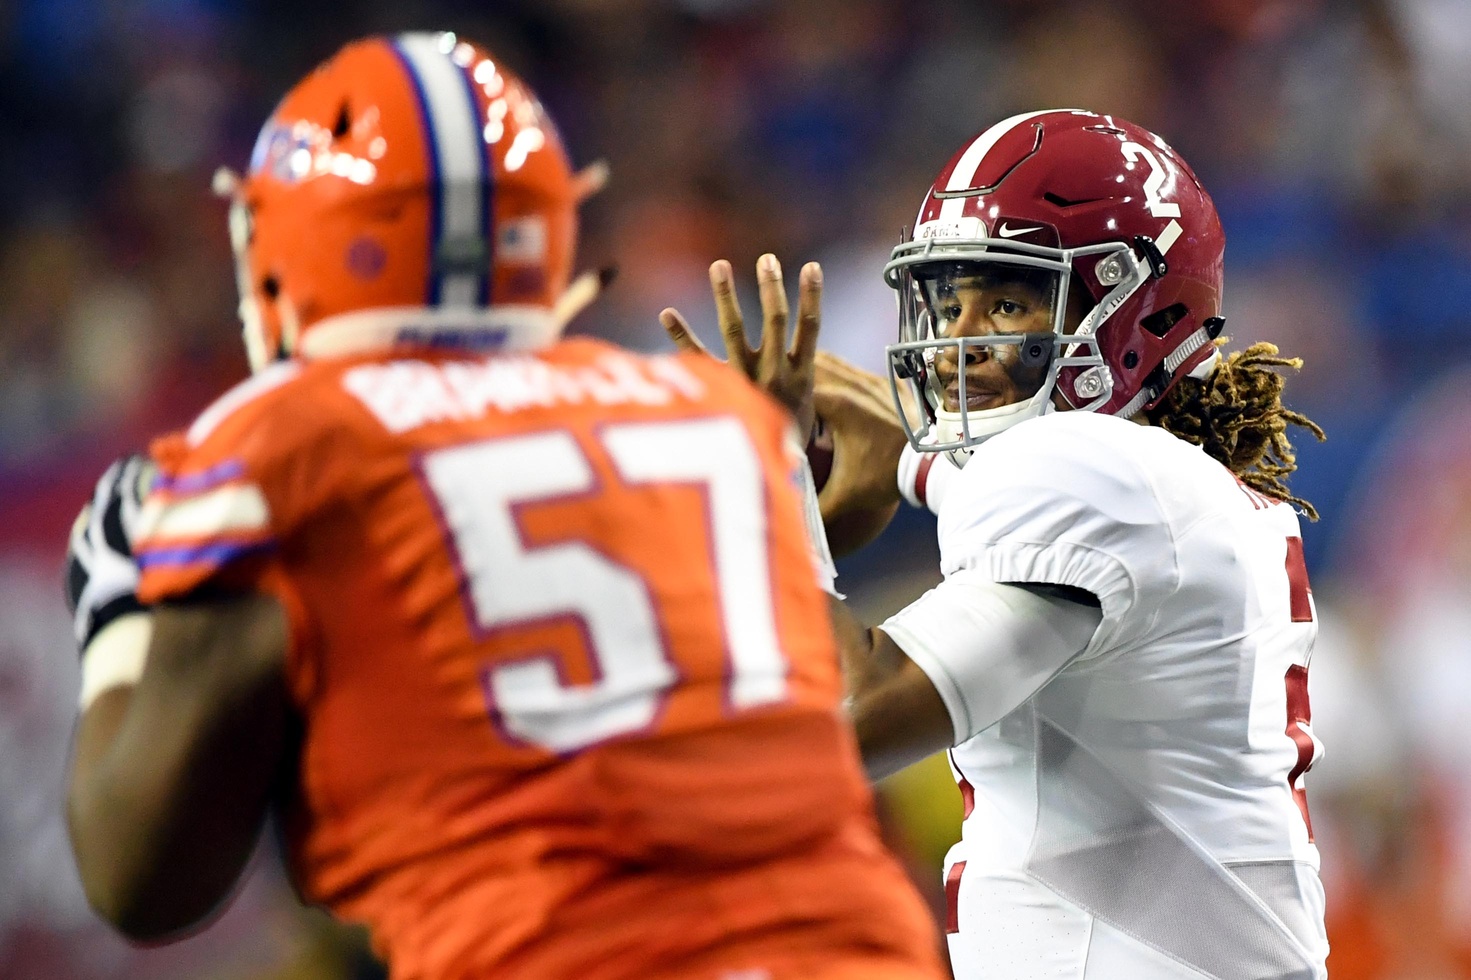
[4,1,1471,976]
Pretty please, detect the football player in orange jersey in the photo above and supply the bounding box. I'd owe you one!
[62,33,945,980]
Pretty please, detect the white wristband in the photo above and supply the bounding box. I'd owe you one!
[788,430,842,599]
[79,611,153,712]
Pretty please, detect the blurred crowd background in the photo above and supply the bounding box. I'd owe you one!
[4,0,1471,977]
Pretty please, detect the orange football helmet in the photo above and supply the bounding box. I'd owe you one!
[217,32,588,372]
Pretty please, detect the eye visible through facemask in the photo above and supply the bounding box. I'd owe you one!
[916,261,1060,342]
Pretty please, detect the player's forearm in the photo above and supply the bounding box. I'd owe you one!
[851,671,955,780]
[828,594,895,695]
[67,684,250,940]
[827,596,951,779]
[69,692,283,940]
[68,684,154,934]
[67,598,291,941]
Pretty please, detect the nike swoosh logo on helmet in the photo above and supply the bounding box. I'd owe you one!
[996,223,1043,238]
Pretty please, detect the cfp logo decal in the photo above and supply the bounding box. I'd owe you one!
[251,122,318,184]
[498,216,547,263]
[249,119,377,186]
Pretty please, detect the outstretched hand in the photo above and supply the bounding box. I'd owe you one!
[659,256,909,556]
[659,254,822,438]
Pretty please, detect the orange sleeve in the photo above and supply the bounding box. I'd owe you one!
[136,365,358,601]
[138,368,363,678]
[135,427,281,602]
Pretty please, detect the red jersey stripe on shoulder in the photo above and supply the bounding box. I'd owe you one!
[914,453,937,509]
[188,361,302,447]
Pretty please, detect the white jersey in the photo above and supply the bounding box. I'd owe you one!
[883,411,1327,979]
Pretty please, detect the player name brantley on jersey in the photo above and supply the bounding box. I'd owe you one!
[342,350,708,433]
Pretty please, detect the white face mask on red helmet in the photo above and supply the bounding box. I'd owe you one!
[884,109,1226,461]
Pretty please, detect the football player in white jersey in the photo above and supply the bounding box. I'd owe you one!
[661,109,1330,979]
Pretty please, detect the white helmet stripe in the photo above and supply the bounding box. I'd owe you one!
[1156,218,1183,256]
[394,33,490,309]
[936,109,1071,223]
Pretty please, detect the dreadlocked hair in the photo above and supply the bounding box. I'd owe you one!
[1145,339,1326,521]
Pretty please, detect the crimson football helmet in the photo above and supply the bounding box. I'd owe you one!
[216,32,586,373]
[884,109,1226,455]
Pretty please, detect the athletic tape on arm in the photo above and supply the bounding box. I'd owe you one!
[79,612,153,712]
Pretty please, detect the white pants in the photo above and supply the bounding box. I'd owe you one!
[942,858,1328,980]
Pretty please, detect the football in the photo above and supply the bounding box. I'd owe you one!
[806,415,835,493]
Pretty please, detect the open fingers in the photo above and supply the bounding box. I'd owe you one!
[708,260,752,371]
[792,262,822,371]
[755,253,789,379]
[659,308,710,356]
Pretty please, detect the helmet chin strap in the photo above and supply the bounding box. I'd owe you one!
[277,293,302,358]
[242,315,271,374]
[552,266,617,329]
[932,384,1056,464]
[241,289,301,374]
[225,191,276,375]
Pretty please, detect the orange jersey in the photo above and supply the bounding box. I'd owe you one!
[135,338,942,980]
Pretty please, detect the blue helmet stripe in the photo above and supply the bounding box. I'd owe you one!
[389,38,444,305]
[394,33,488,309]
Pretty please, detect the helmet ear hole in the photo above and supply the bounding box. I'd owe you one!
[332,102,351,139]
[1140,302,1187,338]
[261,275,282,300]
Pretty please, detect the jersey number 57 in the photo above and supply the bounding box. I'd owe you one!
[421,417,788,753]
